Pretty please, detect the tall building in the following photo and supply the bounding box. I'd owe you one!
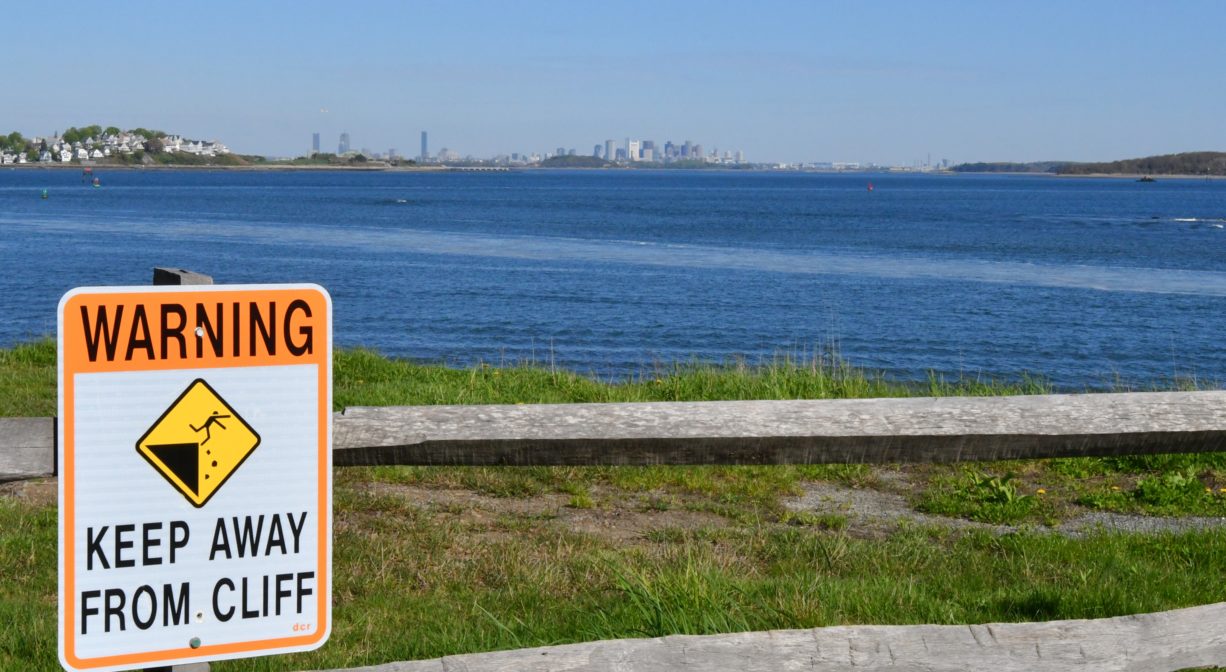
[605,139,615,163]
[593,144,603,158]
[420,131,428,162]
[626,139,640,162]
[338,132,350,154]
[693,144,704,161]
[311,132,320,154]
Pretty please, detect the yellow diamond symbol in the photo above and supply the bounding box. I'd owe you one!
[136,379,260,507]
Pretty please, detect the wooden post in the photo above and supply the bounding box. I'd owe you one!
[147,267,211,672]
[153,267,213,286]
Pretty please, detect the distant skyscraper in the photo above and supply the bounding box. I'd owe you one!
[736,149,745,163]
[420,131,428,161]
[681,141,692,158]
[693,144,704,161]
[593,144,603,158]
[626,139,640,162]
[605,139,615,162]
[557,147,566,157]
[312,132,320,154]
[338,132,350,154]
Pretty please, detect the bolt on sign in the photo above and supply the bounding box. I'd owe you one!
[58,285,332,671]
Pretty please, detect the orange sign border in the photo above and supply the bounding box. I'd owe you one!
[58,285,332,671]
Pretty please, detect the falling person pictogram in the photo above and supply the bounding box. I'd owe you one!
[191,410,231,445]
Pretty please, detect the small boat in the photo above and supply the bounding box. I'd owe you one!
[867,181,875,192]
[1137,176,1156,183]
[92,177,101,188]
[40,189,48,200]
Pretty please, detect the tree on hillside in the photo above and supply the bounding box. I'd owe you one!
[104,126,121,137]
[144,137,165,153]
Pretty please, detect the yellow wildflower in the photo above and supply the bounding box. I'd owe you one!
[1036,488,1046,495]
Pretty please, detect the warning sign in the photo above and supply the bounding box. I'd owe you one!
[136,379,261,507]
[58,285,332,672]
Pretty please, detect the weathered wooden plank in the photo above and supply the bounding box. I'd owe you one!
[333,391,1226,466]
[5,391,1226,478]
[310,601,1226,672]
[0,417,54,482]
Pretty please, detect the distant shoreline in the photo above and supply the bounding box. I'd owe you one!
[7,163,1224,179]
[952,170,1226,180]
[1,162,446,172]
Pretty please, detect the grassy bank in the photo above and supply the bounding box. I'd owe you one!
[2,341,1225,670]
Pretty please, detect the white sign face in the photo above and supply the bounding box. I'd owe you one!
[58,285,332,671]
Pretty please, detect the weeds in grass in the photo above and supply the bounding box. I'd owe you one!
[1077,470,1226,516]
[566,493,596,509]
[780,510,849,531]
[917,469,1042,524]
[600,553,776,637]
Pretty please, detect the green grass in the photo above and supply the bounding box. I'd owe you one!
[331,346,1055,409]
[0,340,56,416]
[3,485,1225,672]
[3,341,1226,670]
[0,498,57,668]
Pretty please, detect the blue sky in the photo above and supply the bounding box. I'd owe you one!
[5,1,1224,163]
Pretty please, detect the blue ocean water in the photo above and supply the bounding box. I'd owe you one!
[1,168,1223,388]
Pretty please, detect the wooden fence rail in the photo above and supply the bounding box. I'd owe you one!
[5,390,1226,481]
[312,602,1226,672]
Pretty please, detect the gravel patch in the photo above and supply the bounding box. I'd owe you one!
[784,481,1226,537]
[1057,511,1226,537]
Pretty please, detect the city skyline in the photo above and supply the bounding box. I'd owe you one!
[310,129,752,166]
[3,1,1224,164]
